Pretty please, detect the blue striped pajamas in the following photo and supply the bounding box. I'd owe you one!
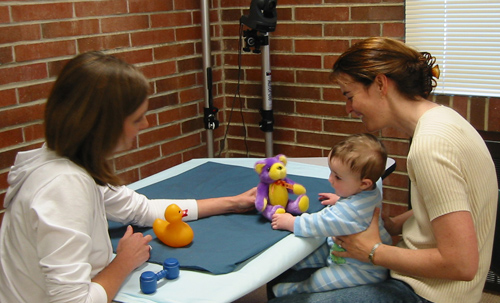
[273,180,392,297]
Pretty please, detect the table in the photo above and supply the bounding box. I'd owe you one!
[113,157,395,303]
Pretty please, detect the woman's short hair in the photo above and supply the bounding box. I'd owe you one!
[45,51,149,186]
[329,133,387,183]
[332,37,440,100]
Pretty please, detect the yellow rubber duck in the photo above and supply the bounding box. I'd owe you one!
[153,204,194,248]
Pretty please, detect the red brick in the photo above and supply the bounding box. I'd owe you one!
[275,114,322,132]
[140,61,177,79]
[489,97,500,132]
[156,74,197,94]
[18,82,53,104]
[0,142,42,171]
[0,6,9,24]
[116,168,140,185]
[151,12,192,28]
[296,7,349,21]
[149,93,179,111]
[177,57,202,74]
[11,3,73,21]
[451,95,468,119]
[131,29,175,46]
[220,0,251,7]
[0,128,24,149]
[0,24,41,44]
[113,49,153,65]
[0,63,48,86]
[0,103,45,128]
[351,6,404,21]
[174,0,199,10]
[162,133,201,155]
[0,46,13,65]
[276,0,322,4]
[270,38,293,52]
[274,24,322,37]
[221,9,242,22]
[297,101,346,117]
[129,0,173,13]
[42,20,100,39]
[179,87,203,104]
[325,23,381,37]
[47,59,71,78]
[297,131,343,149]
[176,27,202,42]
[75,0,128,17]
[0,89,16,107]
[139,124,179,146]
[296,70,333,85]
[181,117,203,134]
[383,187,409,205]
[155,43,196,60]
[78,34,130,53]
[139,154,182,179]
[102,15,150,33]
[324,119,366,134]
[381,127,410,140]
[115,146,161,170]
[383,140,410,157]
[470,96,486,131]
[0,172,8,193]
[15,40,76,62]
[382,22,405,37]
[272,54,322,69]
[23,123,45,142]
[326,0,380,3]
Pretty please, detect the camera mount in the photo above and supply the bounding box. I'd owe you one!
[240,0,278,157]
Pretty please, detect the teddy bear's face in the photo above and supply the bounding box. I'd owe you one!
[255,154,288,184]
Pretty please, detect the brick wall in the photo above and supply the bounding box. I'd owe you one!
[1,0,499,222]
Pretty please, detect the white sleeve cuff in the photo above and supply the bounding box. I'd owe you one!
[89,282,108,303]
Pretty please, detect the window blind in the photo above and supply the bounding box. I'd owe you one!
[405,1,500,97]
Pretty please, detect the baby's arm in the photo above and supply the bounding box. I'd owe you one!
[318,193,340,206]
[271,213,295,232]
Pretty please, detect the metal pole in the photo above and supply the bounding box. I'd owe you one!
[261,33,273,157]
[201,0,214,158]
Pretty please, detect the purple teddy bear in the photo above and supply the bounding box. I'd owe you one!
[254,154,309,221]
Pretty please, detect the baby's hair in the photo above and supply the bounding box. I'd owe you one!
[329,133,387,183]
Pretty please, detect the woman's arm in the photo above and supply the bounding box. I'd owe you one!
[334,208,478,281]
[196,187,257,218]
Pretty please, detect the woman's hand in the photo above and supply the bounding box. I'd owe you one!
[115,225,153,271]
[231,187,257,213]
[92,225,152,302]
[318,193,340,205]
[332,208,382,263]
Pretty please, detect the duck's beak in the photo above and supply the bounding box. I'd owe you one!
[182,209,188,217]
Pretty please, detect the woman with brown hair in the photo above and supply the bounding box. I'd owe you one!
[0,51,256,303]
[269,37,497,303]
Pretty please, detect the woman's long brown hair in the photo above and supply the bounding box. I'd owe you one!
[45,51,149,186]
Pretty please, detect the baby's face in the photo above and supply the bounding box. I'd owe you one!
[328,157,364,198]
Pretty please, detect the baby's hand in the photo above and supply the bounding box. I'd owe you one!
[271,212,295,232]
[318,193,340,205]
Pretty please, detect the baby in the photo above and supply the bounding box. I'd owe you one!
[270,133,392,297]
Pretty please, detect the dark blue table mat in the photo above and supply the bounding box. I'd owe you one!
[108,161,330,274]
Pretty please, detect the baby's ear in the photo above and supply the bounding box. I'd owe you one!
[360,178,373,191]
